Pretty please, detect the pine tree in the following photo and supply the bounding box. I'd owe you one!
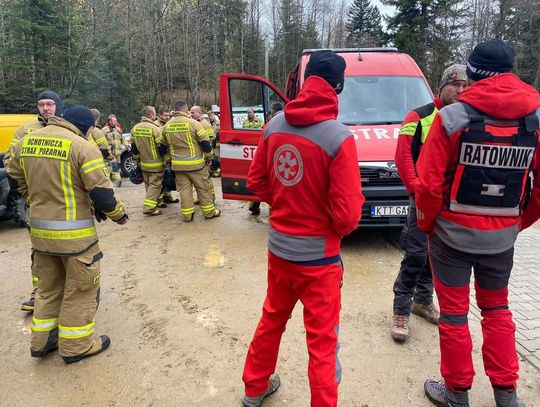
[346,0,383,47]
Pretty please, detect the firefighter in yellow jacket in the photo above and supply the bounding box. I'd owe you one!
[88,109,113,161]
[130,106,167,216]
[190,105,216,200]
[162,100,220,221]
[102,114,127,187]
[7,106,128,363]
[3,90,63,313]
[152,107,179,204]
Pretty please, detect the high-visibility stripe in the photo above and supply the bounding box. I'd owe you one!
[32,316,59,332]
[172,155,205,166]
[66,162,76,220]
[30,219,94,230]
[82,158,106,174]
[104,205,123,218]
[186,132,195,156]
[140,161,164,169]
[200,203,215,213]
[150,137,157,160]
[181,207,195,214]
[60,161,70,220]
[95,136,108,145]
[59,321,95,339]
[399,122,418,136]
[32,276,39,288]
[144,199,157,208]
[31,226,97,240]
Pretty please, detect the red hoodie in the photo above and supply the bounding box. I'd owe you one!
[416,73,540,254]
[247,76,364,261]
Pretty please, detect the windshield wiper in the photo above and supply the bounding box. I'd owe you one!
[357,121,402,125]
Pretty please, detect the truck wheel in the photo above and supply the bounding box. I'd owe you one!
[8,193,29,228]
[121,152,136,177]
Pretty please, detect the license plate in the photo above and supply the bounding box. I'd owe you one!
[370,205,409,217]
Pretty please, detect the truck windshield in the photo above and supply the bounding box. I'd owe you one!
[338,76,432,125]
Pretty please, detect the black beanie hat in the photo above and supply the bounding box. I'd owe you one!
[466,38,515,82]
[37,90,63,117]
[304,50,346,94]
[63,105,95,136]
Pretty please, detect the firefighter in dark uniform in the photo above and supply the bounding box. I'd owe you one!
[391,65,467,342]
[417,39,540,407]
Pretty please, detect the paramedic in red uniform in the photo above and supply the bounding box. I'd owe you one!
[241,50,364,407]
[391,64,467,342]
[416,39,540,407]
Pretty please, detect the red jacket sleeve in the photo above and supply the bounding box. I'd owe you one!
[329,136,364,237]
[521,131,540,230]
[415,114,453,232]
[247,133,272,203]
[395,111,420,195]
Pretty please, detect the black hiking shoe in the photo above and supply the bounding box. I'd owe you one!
[242,374,280,407]
[424,379,470,407]
[62,335,111,364]
[494,389,525,407]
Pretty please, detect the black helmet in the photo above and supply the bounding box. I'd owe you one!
[162,166,176,191]
[129,166,143,184]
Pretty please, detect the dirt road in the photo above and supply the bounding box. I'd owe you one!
[1,180,539,406]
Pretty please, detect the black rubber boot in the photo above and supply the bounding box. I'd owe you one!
[424,379,470,407]
[62,335,111,364]
[31,329,58,357]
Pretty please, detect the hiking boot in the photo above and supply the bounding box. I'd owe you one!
[424,379,470,407]
[494,389,525,407]
[62,335,111,364]
[391,314,410,342]
[163,196,179,204]
[412,301,440,325]
[242,374,280,407]
[156,202,168,208]
[143,209,161,216]
[21,297,35,313]
[204,209,221,219]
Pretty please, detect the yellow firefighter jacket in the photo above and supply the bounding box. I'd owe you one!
[88,127,113,160]
[197,118,215,140]
[7,117,126,255]
[102,125,126,157]
[130,117,165,173]
[3,117,46,168]
[162,111,211,172]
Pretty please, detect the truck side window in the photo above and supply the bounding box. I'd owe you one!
[229,79,265,130]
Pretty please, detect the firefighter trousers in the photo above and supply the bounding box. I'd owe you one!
[393,198,433,315]
[142,171,163,213]
[31,245,103,357]
[109,156,122,183]
[175,168,215,220]
[243,251,343,407]
[429,234,518,391]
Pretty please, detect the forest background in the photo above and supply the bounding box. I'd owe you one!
[0,0,538,126]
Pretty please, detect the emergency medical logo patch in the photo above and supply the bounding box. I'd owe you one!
[274,144,303,186]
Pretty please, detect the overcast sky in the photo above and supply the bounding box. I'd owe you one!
[372,0,397,23]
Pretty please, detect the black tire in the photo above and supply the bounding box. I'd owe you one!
[8,192,29,227]
[121,151,136,177]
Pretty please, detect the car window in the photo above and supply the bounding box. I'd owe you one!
[337,76,432,125]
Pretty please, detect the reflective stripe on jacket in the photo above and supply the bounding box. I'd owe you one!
[130,117,165,172]
[162,112,207,171]
[6,117,126,254]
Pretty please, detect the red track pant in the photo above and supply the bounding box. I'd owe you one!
[243,251,343,407]
[429,234,519,391]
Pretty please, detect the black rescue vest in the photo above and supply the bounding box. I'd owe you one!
[450,104,539,217]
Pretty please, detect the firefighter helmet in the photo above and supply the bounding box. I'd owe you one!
[129,166,143,185]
